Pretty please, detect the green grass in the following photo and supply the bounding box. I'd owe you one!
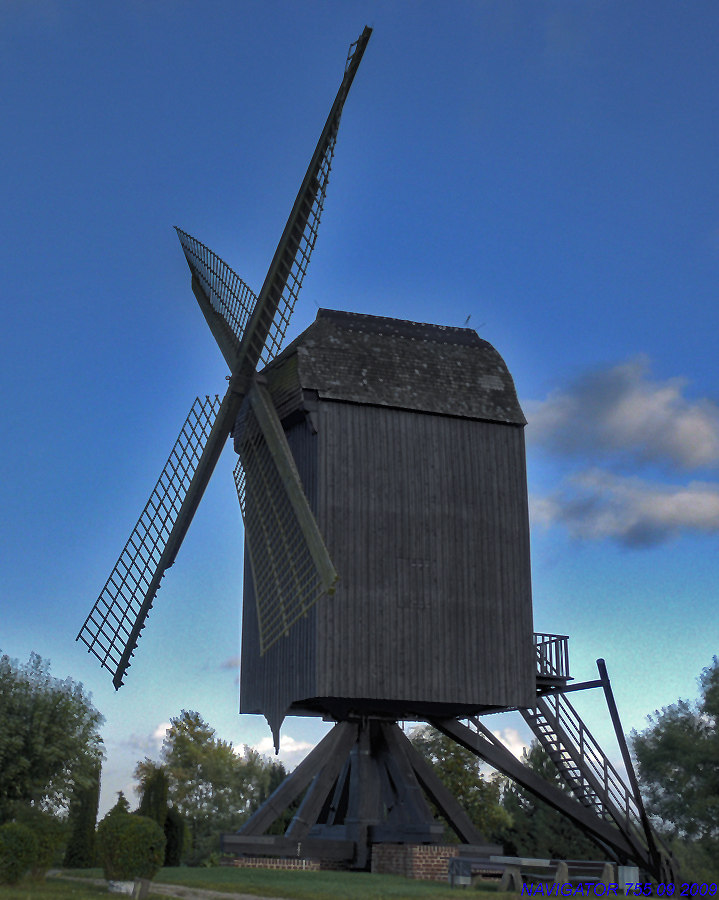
[56,867,511,900]
[0,879,108,900]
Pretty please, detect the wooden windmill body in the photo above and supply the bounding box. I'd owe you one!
[77,28,677,880]
[239,309,535,743]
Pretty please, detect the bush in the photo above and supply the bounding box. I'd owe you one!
[96,813,166,880]
[0,822,38,885]
[12,808,65,877]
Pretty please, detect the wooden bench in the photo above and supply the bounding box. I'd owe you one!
[447,856,617,891]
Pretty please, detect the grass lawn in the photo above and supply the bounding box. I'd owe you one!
[55,867,512,900]
[0,879,108,900]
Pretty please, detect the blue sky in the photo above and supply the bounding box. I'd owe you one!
[2,1,718,818]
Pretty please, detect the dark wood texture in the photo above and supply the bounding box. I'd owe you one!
[429,716,640,863]
[238,723,354,836]
[221,834,355,860]
[239,310,534,735]
[284,723,359,840]
[392,723,487,845]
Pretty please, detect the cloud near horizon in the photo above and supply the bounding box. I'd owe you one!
[527,357,719,546]
[526,355,719,469]
[531,470,719,547]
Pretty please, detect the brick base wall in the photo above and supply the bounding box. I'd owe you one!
[222,856,349,872]
[371,843,460,881]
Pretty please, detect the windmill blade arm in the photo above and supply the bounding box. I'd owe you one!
[249,383,337,591]
[77,387,243,688]
[175,228,258,371]
[239,26,372,371]
[234,382,338,654]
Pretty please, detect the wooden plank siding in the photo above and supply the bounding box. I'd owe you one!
[316,402,534,710]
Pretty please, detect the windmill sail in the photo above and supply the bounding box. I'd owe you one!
[77,396,221,687]
[243,26,372,370]
[175,228,258,371]
[234,383,338,654]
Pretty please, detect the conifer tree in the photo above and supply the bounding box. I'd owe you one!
[63,764,101,868]
[137,765,169,829]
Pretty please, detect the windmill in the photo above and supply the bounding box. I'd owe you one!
[78,28,677,880]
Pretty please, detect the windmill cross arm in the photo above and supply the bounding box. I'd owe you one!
[248,382,338,595]
[191,276,242,372]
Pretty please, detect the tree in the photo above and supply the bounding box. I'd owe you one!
[0,822,37,885]
[135,762,187,867]
[63,763,101,868]
[499,741,599,860]
[137,764,169,829]
[631,657,719,841]
[631,657,719,880]
[163,806,185,867]
[137,710,267,864]
[0,652,104,820]
[409,725,511,841]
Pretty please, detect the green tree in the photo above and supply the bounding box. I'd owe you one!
[631,657,719,840]
[631,657,719,880]
[12,807,65,878]
[0,822,37,885]
[138,710,266,864]
[409,725,511,841]
[0,652,104,821]
[109,792,131,816]
[63,763,101,868]
[498,741,599,860]
[97,812,166,881]
[137,763,169,829]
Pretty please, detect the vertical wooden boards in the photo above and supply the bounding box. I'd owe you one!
[315,402,534,709]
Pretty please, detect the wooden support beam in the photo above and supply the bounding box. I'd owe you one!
[395,723,487,845]
[430,716,642,863]
[324,757,351,827]
[285,722,359,840]
[221,834,355,861]
[378,722,436,825]
[238,722,352,836]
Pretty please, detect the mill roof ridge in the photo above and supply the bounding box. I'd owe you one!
[315,308,487,348]
[261,307,526,426]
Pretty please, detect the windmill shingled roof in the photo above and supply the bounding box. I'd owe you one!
[263,308,526,426]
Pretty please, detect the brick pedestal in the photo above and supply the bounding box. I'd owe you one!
[371,843,460,881]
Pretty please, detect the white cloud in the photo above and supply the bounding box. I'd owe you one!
[491,726,529,760]
[116,721,171,757]
[526,356,719,470]
[247,733,317,770]
[531,470,719,547]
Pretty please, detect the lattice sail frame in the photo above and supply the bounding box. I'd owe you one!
[175,228,258,354]
[77,395,221,680]
[234,392,337,654]
[259,144,336,367]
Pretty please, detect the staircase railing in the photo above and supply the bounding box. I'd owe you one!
[534,633,570,681]
[526,691,645,842]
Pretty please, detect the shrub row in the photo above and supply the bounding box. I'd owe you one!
[0,809,65,886]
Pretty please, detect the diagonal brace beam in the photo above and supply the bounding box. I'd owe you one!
[429,716,643,864]
[390,723,487,846]
[238,722,355,836]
